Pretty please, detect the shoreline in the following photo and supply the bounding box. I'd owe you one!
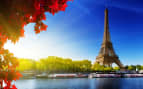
[20,73,143,79]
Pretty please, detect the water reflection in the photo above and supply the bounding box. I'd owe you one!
[14,78,143,89]
[96,78,121,89]
[34,78,91,89]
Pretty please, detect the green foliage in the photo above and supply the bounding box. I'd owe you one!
[17,58,143,73]
[17,56,92,73]
[92,63,104,71]
[92,63,117,72]
[136,65,141,71]
[16,58,36,72]
[125,65,143,71]
[104,67,113,72]
[113,66,120,71]
[141,66,143,70]
[128,65,136,71]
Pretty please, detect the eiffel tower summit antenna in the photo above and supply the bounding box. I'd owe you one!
[95,8,124,68]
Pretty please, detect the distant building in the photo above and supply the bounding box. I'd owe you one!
[95,8,124,69]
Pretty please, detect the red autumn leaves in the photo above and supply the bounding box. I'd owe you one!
[0,0,71,88]
[0,49,22,88]
[0,0,72,46]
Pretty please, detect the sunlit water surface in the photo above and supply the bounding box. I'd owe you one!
[14,78,143,89]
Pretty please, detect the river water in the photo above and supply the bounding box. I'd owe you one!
[14,78,143,89]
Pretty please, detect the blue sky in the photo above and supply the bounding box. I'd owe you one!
[4,0,143,65]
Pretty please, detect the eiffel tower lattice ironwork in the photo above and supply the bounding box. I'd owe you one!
[95,8,124,68]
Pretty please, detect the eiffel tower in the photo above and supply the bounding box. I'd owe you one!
[95,8,124,68]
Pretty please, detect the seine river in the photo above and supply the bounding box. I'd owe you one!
[14,78,143,89]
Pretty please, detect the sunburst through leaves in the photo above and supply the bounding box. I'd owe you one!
[0,0,72,88]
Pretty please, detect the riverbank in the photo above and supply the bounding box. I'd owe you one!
[21,72,143,79]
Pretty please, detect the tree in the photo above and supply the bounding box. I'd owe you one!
[17,57,92,73]
[92,63,104,71]
[113,66,120,71]
[81,60,92,72]
[125,65,128,70]
[141,66,143,70]
[16,59,36,72]
[0,0,72,88]
[128,65,136,71]
[136,65,141,71]
[104,67,112,72]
